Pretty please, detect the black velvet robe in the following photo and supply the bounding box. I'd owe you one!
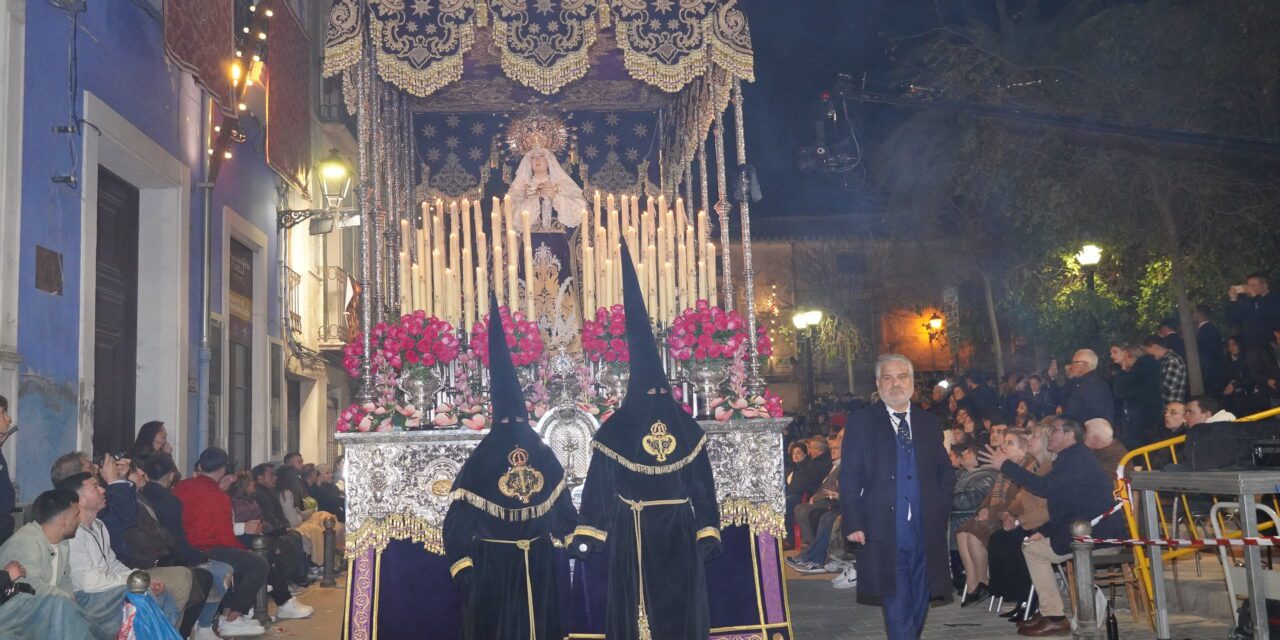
[574,399,722,640]
[442,486,577,640]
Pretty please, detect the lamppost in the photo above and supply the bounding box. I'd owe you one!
[923,312,945,373]
[1076,243,1102,292]
[277,149,358,233]
[792,309,823,411]
[1076,243,1103,350]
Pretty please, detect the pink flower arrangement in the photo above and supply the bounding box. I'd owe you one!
[577,397,620,423]
[341,312,459,378]
[434,402,488,430]
[667,299,750,361]
[470,306,544,367]
[582,305,630,363]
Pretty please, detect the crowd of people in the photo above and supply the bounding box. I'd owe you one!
[0,400,347,639]
[783,274,1280,636]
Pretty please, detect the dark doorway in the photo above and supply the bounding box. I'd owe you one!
[93,167,140,456]
[228,239,254,464]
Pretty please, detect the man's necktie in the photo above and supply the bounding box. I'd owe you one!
[893,412,911,451]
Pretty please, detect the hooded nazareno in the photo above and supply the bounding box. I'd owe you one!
[443,294,578,640]
[572,241,721,640]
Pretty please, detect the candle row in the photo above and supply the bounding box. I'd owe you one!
[397,194,720,331]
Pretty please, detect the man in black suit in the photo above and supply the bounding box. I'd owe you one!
[1193,304,1226,397]
[840,354,956,640]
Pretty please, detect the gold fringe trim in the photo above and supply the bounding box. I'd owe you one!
[719,498,786,539]
[449,557,473,577]
[591,435,707,475]
[347,512,445,555]
[450,479,567,522]
[614,31,709,94]
[322,35,363,78]
[370,18,475,97]
[572,525,608,543]
[696,526,721,541]
[491,18,598,95]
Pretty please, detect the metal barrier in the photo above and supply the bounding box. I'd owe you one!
[1116,406,1280,622]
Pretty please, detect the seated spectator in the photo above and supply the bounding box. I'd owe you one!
[131,421,174,459]
[0,489,97,639]
[98,459,213,637]
[785,436,832,544]
[276,466,344,568]
[57,470,181,637]
[0,546,95,638]
[984,417,1126,636]
[140,455,232,638]
[985,425,1054,620]
[957,428,1047,608]
[51,452,94,487]
[1084,419,1129,476]
[316,458,347,524]
[244,465,311,587]
[1186,394,1237,426]
[282,452,304,472]
[1162,402,1188,436]
[174,448,311,636]
[791,431,843,552]
[951,439,998,605]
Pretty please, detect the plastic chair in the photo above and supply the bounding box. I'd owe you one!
[1211,501,1280,624]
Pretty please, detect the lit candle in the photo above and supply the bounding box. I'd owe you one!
[707,241,718,307]
[462,247,473,330]
[604,258,613,310]
[684,222,696,308]
[477,265,487,319]
[399,250,410,310]
[522,210,535,320]
[646,243,658,322]
[593,190,602,233]
[411,263,423,312]
[582,244,594,316]
[477,229,488,307]
[662,260,674,322]
[432,247,443,317]
[507,229,519,309]
[417,203,429,312]
[492,197,504,303]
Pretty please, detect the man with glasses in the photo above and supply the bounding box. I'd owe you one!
[0,396,15,544]
[840,354,955,639]
[1061,350,1115,425]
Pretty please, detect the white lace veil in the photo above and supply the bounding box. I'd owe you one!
[506,148,587,228]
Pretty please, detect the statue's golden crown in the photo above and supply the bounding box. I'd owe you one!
[505,107,569,157]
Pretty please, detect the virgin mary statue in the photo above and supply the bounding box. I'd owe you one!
[506,147,588,348]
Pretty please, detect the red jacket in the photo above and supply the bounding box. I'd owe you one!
[172,474,245,551]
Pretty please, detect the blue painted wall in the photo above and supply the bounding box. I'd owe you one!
[16,1,281,500]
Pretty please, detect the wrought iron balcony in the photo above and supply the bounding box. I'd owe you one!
[315,265,354,349]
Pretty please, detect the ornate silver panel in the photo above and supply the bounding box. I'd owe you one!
[535,405,599,487]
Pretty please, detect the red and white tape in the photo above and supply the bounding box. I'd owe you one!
[1074,535,1280,548]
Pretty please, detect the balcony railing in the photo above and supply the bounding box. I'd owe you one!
[315,266,353,349]
[285,266,303,333]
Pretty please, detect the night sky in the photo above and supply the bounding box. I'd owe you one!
[736,0,936,218]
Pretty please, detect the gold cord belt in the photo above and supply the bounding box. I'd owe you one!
[477,535,545,640]
[618,497,691,640]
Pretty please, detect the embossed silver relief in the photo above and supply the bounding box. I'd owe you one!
[340,418,790,547]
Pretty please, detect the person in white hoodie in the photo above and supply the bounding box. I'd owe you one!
[58,469,180,639]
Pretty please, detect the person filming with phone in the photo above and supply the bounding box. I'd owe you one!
[1227,273,1280,373]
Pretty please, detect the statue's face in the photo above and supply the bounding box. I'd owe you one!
[531,153,549,177]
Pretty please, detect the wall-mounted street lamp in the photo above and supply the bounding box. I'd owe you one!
[922,312,945,372]
[278,148,359,234]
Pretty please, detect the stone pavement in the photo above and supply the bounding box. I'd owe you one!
[255,581,347,638]
[786,572,1232,639]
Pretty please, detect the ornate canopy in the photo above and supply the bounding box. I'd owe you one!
[324,1,753,188]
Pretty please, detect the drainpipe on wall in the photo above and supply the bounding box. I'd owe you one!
[195,99,214,458]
